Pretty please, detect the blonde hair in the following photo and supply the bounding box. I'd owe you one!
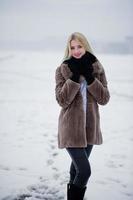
[63,32,94,61]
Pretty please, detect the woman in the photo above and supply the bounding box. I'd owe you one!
[55,32,110,200]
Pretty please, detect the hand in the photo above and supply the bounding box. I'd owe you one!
[64,58,81,83]
[76,51,95,85]
[80,64,94,85]
[63,51,96,84]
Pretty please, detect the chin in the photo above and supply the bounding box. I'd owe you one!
[74,55,83,59]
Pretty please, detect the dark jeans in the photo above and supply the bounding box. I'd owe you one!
[66,145,93,188]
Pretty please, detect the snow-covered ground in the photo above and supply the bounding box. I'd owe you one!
[0,50,133,200]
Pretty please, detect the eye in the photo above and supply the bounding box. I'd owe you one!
[77,45,82,48]
[70,46,75,50]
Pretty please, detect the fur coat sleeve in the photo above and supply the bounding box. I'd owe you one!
[55,65,80,108]
[88,61,110,105]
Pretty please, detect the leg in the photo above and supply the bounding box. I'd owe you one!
[85,144,93,158]
[66,145,93,188]
[69,162,76,184]
[68,145,93,185]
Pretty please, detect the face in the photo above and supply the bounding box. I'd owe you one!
[70,39,86,59]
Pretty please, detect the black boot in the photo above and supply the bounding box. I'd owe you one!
[67,183,86,200]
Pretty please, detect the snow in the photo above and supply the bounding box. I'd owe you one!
[0,50,133,200]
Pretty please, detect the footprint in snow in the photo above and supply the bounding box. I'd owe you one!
[47,159,54,166]
[0,165,10,171]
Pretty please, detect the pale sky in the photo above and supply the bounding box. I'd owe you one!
[0,0,133,43]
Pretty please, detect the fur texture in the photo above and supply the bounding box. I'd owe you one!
[55,60,110,148]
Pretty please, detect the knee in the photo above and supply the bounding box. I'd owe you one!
[85,166,91,179]
[79,165,91,180]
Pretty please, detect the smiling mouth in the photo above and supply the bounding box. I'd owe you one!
[74,54,82,58]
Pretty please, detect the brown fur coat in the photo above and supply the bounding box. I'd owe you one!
[55,60,110,148]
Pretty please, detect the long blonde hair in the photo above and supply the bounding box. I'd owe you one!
[63,32,94,61]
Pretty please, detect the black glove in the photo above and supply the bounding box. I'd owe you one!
[70,70,80,83]
[78,52,96,85]
[63,51,96,84]
[80,64,94,85]
[63,58,81,83]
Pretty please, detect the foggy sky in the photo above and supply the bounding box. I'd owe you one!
[0,0,133,43]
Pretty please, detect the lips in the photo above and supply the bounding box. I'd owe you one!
[74,54,82,58]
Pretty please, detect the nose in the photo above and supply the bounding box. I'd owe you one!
[74,48,80,53]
